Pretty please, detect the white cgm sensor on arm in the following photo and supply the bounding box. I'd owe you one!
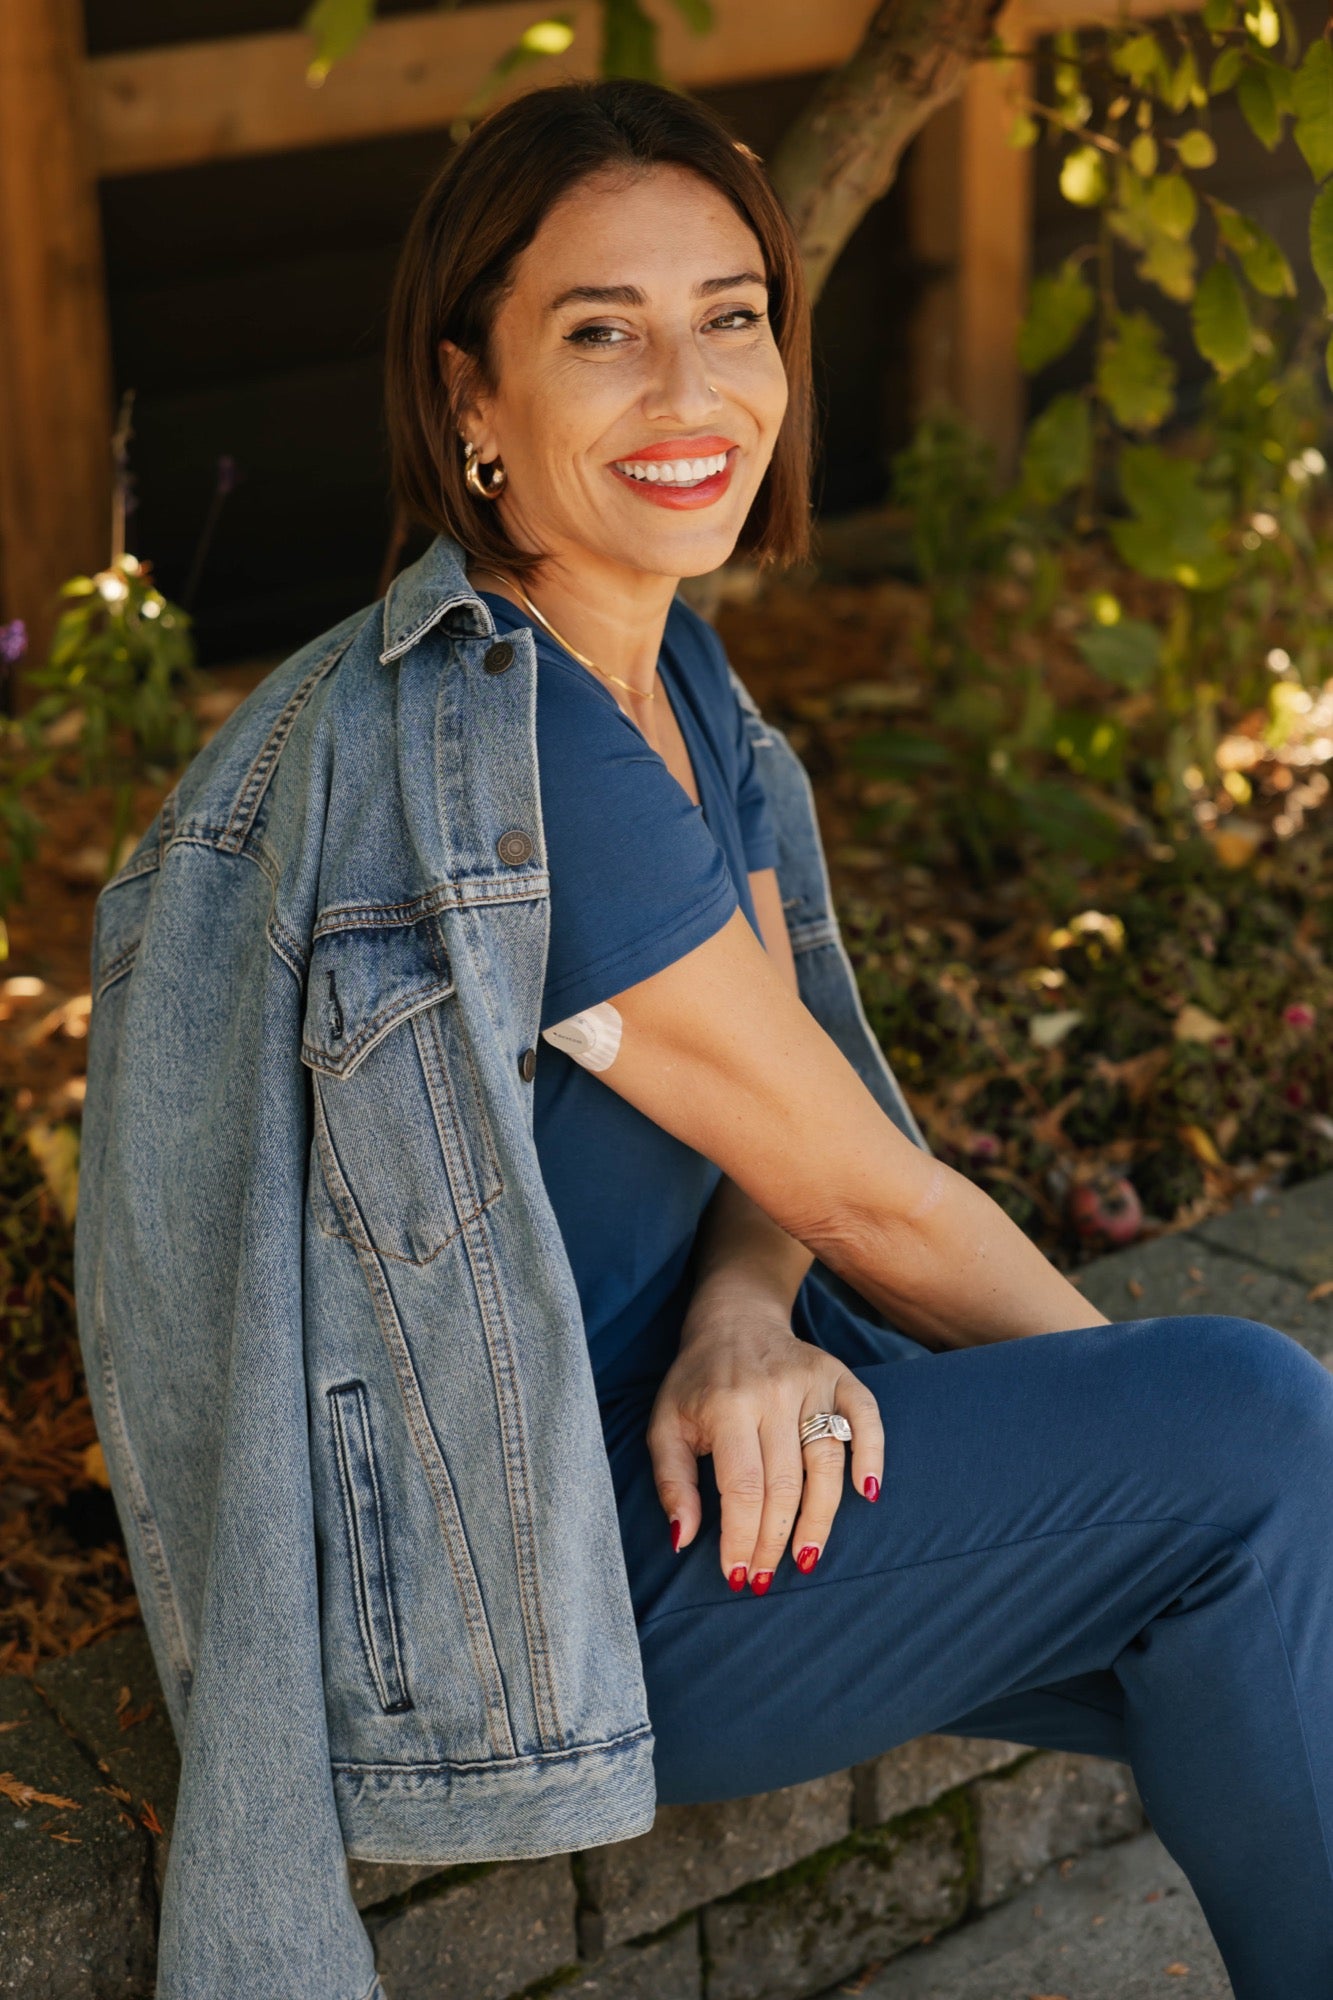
[541,1001,624,1073]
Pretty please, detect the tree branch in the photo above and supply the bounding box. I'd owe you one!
[769,0,1010,302]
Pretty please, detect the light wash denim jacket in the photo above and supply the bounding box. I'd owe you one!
[73,529,929,2000]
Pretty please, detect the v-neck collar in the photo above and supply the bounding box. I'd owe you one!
[476,589,709,828]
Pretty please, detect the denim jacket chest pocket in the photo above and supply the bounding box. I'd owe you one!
[301,908,502,1265]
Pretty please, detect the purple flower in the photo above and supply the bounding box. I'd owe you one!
[0,619,27,664]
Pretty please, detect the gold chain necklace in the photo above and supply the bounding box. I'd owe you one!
[470,567,657,702]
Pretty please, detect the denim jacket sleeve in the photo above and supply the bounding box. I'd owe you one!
[73,643,388,2000]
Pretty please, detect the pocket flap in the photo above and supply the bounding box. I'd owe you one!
[302,911,455,1078]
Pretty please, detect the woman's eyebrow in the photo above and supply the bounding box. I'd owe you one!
[546,270,766,315]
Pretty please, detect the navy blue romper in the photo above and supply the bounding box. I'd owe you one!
[473,595,1333,2000]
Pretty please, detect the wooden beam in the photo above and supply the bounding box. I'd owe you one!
[87,0,876,179]
[0,0,113,665]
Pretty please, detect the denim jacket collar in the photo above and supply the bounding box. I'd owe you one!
[379,532,496,662]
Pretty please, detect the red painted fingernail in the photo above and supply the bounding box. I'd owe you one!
[796,1544,820,1573]
[863,1474,880,1503]
[670,1518,682,1552]
[750,1570,773,1596]
[728,1564,748,1591]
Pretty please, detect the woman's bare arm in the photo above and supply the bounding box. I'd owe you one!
[602,904,1106,1351]
[683,869,814,1320]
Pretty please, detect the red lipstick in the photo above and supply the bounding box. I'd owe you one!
[612,435,737,460]
[608,441,738,510]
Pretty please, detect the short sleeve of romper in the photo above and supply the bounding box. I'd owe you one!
[524,608,768,1029]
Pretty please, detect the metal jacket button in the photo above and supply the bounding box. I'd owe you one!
[496,829,534,866]
[518,1047,537,1082]
[483,640,514,674]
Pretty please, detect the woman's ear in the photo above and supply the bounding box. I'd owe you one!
[439,338,491,452]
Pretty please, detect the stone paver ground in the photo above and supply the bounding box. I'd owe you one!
[817,1829,1229,1999]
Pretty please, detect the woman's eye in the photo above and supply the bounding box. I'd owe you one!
[566,309,765,347]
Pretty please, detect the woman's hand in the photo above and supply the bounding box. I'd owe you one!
[645,1292,884,1593]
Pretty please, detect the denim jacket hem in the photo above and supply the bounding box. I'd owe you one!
[334,1723,657,1862]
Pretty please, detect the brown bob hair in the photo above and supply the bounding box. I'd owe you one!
[384,76,814,582]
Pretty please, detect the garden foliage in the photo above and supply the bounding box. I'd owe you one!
[0,560,199,957]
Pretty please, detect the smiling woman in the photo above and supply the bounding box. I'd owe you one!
[77,73,1333,2000]
[377,81,1333,2000]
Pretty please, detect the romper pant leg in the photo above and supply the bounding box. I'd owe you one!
[602,1311,1333,2000]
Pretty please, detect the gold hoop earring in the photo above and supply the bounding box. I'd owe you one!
[463,440,506,500]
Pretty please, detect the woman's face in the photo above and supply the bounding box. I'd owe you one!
[443,163,790,583]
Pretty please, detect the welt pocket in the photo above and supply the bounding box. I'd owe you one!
[327,1380,413,1714]
[301,908,457,1078]
[302,908,501,1265]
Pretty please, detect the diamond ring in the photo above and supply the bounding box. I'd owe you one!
[798,1410,852,1448]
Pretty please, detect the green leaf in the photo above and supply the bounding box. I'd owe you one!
[1243,0,1281,48]
[1203,0,1238,31]
[1326,328,1333,393]
[520,18,576,53]
[1054,58,1082,100]
[1215,205,1296,294]
[1192,260,1253,374]
[1164,48,1201,113]
[1209,46,1246,94]
[1017,263,1095,372]
[1020,392,1093,504]
[1009,110,1041,148]
[302,0,374,80]
[1060,145,1108,206]
[1111,31,1164,87]
[1096,311,1177,431]
[1145,172,1197,239]
[1109,163,1151,248]
[1044,707,1128,782]
[1310,178,1333,309]
[1294,38,1333,180]
[1111,445,1235,589]
[602,0,659,78]
[664,0,713,28]
[1237,62,1283,147]
[1130,131,1159,176]
[1138,233,1197,302]
[1010,778,1124,863]
[1176,128,1218,168]
[1075,617,1163,689]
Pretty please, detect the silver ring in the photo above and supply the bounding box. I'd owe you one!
[799,1410,852,1448]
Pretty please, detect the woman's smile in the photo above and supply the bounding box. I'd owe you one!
[607,443,738,508]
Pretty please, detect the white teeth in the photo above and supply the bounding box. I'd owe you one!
[613,450,729,485]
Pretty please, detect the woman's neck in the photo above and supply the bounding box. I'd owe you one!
[466,560,676,699]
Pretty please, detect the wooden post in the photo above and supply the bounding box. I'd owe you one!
[0,0,113,669]
[907,0,1206,473]
[907,26,1035,477]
